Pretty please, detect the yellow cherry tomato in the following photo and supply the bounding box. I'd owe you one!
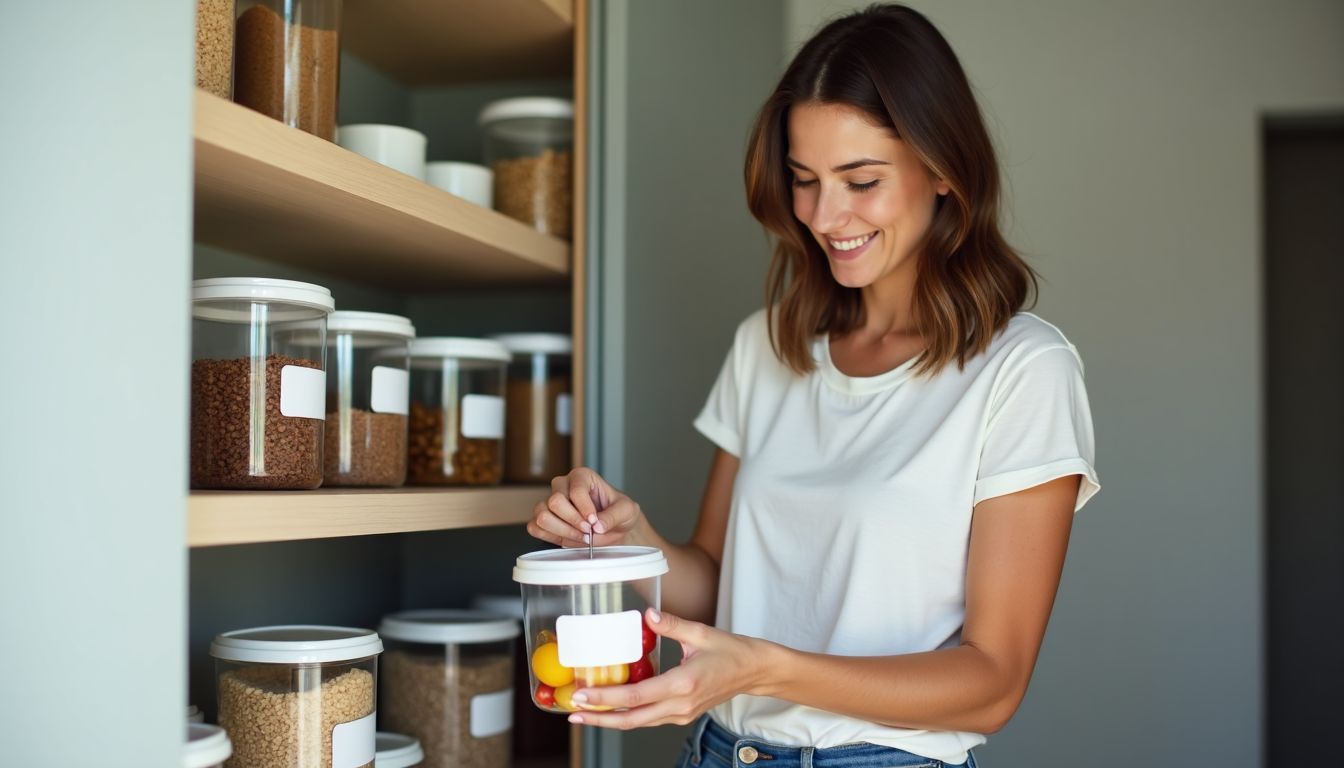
[537,629,557,645]
[553,682,579,712]
[530,642,574,688]
[576,663,630,687]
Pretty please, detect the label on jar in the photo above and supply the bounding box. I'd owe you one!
[556,393,573,436]
[331,711,375,768]
[470,688,514,738]
[280,365,326,419]
[557,610,643,667]
[370,366,409,415]
[461,394,505,439]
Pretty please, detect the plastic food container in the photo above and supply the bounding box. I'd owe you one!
[479,97,574,239]
[379,610,519,768]
[406,338,510,486]
[375,732,425,768]
[191,278,333,490]
[234,0,343,140]
[211,626,382,768]
[185,723,233,768]
[324,312,415,487]
[186,704,205,723]
[337,125,428,180]
[512,547,668,713]
[470,595,570,760]
[195,0,233,97]
[493,334,573,484]
[426,162,493,208]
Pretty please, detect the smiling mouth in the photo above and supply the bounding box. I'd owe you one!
[826,232,877,251]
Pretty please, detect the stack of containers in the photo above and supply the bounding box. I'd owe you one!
[324,312,416,487]
[406,339,510,486]
[378,610,519,768]
[494,334,573,484]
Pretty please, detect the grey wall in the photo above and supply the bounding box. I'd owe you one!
[0,1,195,765]
[781,2,1344,767]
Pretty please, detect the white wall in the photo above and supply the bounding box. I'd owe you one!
[781,2,1342,766]
[0,1,195,765]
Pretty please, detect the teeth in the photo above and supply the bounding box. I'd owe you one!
[828,232,874,251]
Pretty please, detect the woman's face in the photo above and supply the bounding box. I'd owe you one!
[787,102,949,290]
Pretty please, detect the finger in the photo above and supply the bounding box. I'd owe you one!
[546,490,592,534]
[568,671,695,728]
[644,609,704,645]
[535,509,589,545]
[566,467,608,524]
[550,474,570,494]
[591,497,639,536]
[567,698,688,730]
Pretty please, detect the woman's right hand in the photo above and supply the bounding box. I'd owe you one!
[527,467,646,548]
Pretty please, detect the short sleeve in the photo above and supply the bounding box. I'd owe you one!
[693,324,748,458]
[975,345,1100,511]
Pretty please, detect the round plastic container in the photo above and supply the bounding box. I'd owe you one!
[379,610,519,768]
[186,704,205,723]
[191,278,333,490]
[493,334,573,484]
[406,338,510,486]
[479,97,574,239]
[234,0,343,140]
[512,547,668,713]
[210,626,382,768]
[185,723,233,768]
[325,312,415,487]
[375,732,425,768]
[470,595,570,760]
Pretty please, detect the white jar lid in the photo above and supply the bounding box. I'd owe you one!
[479,97,574,125]
[186,704,204,723]
[470,593,524,620]
[210,625,383,664]
[513,546,669,586]
[192,277,335,313]
[409,337,511,363]
[492,333,573,356]
[375,732,425,768]
[328,311,417,339]
[379,609,520,645]
[184,724,232,768]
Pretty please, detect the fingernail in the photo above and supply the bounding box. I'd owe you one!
[648,608,662,623]
[588,515,598,525]
[583,533,591,544]
[593,521,606,534]
[570,692,588,704]
[580,521,592,533]
[568,714,584,724]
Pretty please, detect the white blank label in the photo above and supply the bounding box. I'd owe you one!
[370,366,409,415]
[280,365,326,419]
[557,610,643,667]
[556,393,573,436]
[331,711,375,768]
[461,394,504,439]
[470,688,514,738]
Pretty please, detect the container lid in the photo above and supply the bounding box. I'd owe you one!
[328,311,416,339]
[184,724,232,768]
[470,593,524,619]
[209,626,383,664]
[186,704,204,723]
[192,278,335,313]
[379,609,520,645]
[479,97,574,125]
[375,732,425,768]
[408,337,511,363]
[492,333,573,356]
[513,546,669,586]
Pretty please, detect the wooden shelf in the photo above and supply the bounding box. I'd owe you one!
[188,485,544,547]
[342,0,573,85]
[193,90,570,289]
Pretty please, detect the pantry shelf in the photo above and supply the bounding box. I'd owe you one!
[193,90,570,289]
[342,0,573,85]
[187,485,545,547]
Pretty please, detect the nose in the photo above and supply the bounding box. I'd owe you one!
[810,183,850,234]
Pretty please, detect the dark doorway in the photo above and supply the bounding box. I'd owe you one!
[1264,117,1344,759]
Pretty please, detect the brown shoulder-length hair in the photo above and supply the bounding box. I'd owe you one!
[745,3,1035,376]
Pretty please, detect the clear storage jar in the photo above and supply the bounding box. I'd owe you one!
[191,278,333,490]
[196,0,234,97]
[406,338,510,486]
[375,732,425,768]
[325,312,415,487]
[478,98,574,239]
[512,547,668,713]
[234,0,343,140]
[378,611,519,768]
[185,723,233,768]
[470,595,569,760]
[211,626,382,768]
[493,334,573,484]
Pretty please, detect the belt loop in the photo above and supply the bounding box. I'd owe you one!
[690,714,711,765]
[800,746,814,768]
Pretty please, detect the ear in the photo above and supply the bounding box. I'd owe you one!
[935,177,951,197]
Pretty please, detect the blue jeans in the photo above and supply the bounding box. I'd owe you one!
[674,715,978,768]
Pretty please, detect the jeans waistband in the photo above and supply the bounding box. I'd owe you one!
[696,715,953,768]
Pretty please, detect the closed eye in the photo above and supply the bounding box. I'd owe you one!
[847,180,879,192]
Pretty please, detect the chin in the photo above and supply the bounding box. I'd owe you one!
[827,261,877,289]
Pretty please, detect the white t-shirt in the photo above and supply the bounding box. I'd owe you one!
[694,309,1099,764]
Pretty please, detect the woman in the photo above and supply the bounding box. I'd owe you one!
[527,4,1099,766]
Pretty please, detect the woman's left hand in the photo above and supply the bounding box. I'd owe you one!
[566,608,770,729]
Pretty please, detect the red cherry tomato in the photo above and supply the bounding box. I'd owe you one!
[642,622,657,656]
[627,656,655,684]
[535,683,556,708]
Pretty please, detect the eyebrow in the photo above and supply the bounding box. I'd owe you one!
[785,157,890,173]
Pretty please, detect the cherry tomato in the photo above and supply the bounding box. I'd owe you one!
[627,656,655,684]
[554,683,578,712]
[530,641,574,688]
[576,663,629,687]
[642,622,657,656]
[535,683,556,708]
[537,629,557,645]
